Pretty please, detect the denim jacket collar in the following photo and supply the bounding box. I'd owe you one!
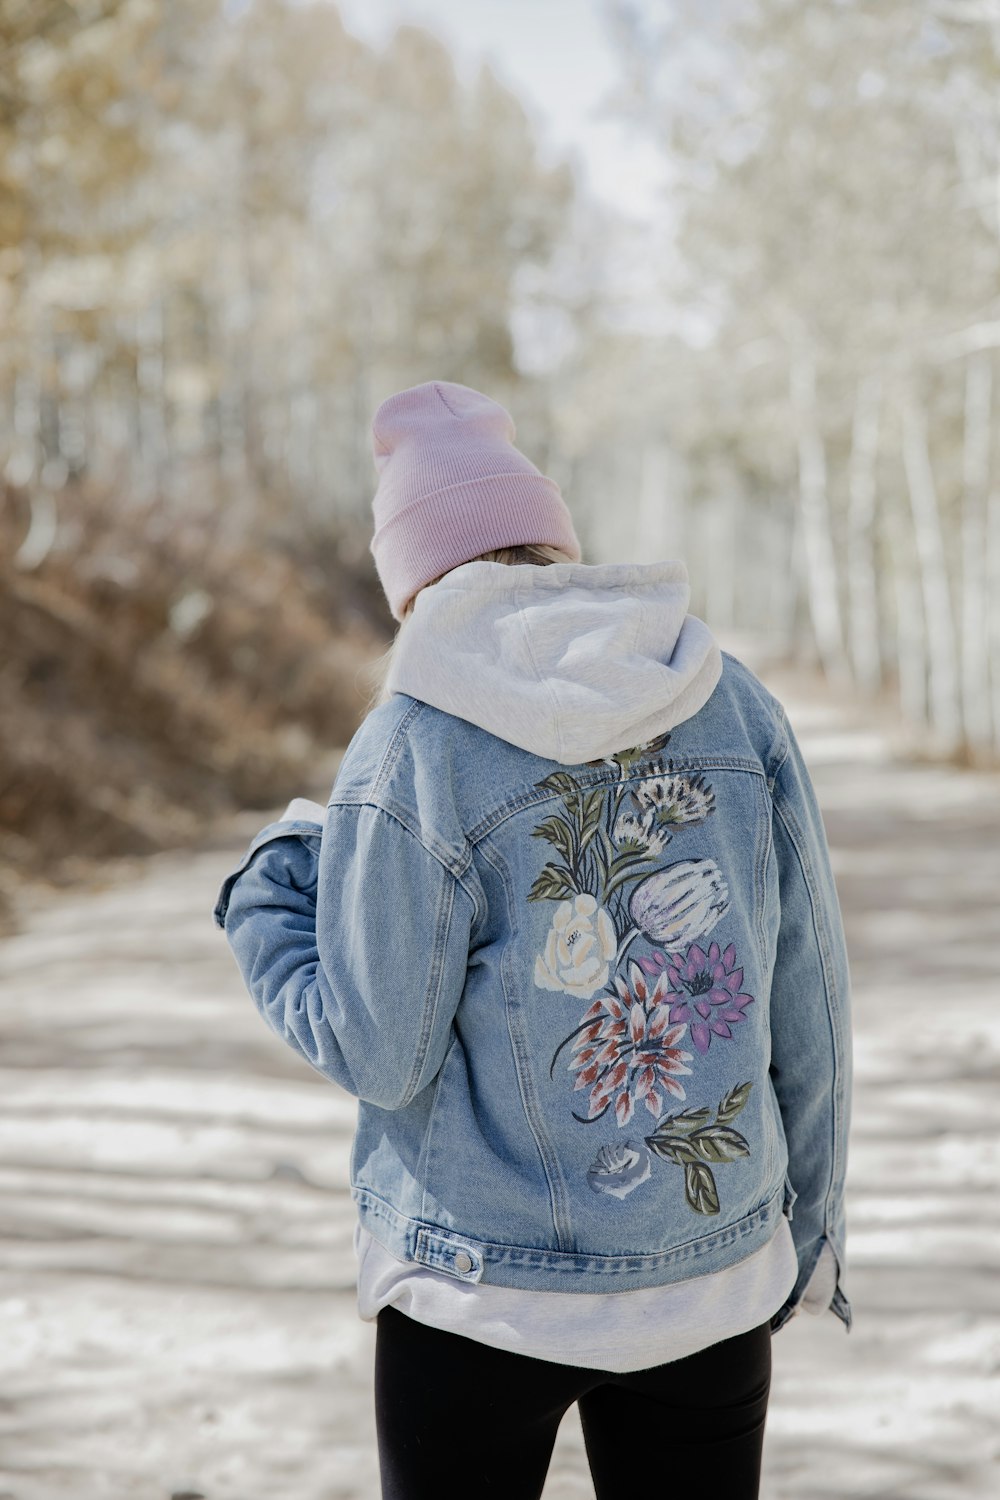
[383,557,723,764]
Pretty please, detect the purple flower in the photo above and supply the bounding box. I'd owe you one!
[661,940,755,1054]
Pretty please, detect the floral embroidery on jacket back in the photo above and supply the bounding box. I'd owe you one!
[528,732,757,1215]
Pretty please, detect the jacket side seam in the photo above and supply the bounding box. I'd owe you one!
[419,1031,458,1223]
[752,774,773,977]
[770,791,844,1235]
[766,702,790,793]
[398,862,460,1108]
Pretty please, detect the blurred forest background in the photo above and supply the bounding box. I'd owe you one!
[3,0,1000,924]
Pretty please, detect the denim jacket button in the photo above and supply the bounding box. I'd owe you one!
[454,1251,473,1274]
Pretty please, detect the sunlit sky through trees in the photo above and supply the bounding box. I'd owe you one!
[332,0,682,346]
[5,0,1000,778]
[333,0,668,220]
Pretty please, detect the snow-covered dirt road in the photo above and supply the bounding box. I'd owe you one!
[2,647,999,1500]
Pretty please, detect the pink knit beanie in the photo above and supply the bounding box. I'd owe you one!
[369,380,582,621]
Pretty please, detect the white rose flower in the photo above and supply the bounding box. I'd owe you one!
[534,893,618,1000]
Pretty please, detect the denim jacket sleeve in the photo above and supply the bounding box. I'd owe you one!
[767,708,854,1334]
[213,804,476,1110]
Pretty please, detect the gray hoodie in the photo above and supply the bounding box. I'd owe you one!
[382,557,724,763]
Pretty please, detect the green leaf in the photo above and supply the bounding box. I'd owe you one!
[717,1081,753,1124]
[644,1131,702,1165]
[685,1161,720,1215]
[527,864,577,902]
[685,1126,751,1164]
[588,835,609,890]
[536,771,583,817]
[578,787,606,850]
[531,816,574,860]
[655,1105,712,1134]
[535,771,579,797]
[612,734,672,771]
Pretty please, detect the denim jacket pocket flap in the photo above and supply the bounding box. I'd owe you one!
[413,1227,486,1283]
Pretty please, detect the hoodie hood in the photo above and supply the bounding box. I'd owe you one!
[383,558,723,764]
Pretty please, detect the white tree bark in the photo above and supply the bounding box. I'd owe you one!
[703,482,738,629]
[772,495,801,655]
[846,372,883,697]
[887,496,927,731]
[898,386,962,750]
[788,348,847,680]
[13,490,58,571]
[988,487,1000,750]
[635,440,679,565]
[960,353,993,751]
[136,298,168,505]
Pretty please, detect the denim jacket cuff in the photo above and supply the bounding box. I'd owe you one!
[212,818,323,929]
[770,1232,852,1335]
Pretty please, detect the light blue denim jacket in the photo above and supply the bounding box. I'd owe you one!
[213,560,852,1332]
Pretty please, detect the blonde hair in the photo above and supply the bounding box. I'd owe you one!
[359,542,580,713]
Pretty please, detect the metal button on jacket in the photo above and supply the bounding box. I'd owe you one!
[453,1251,473,1274]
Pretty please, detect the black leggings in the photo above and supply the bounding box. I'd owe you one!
[374,1304,772,1499]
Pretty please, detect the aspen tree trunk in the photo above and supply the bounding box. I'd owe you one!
[349,278,376,521]
[960,353,992,753]
[11,316,59,570]
[846,372,882,696]
[887,495,927,731]
[11,366,41,489]
[701,490,731,629]
[988,488,1000,753]
[94,313,130,486]
[713,481,738,630]
[770,488,799,655]
[635,441,681,569]
[288,239,319,513]
[215,128,260,532]
[788,349,847,681]
[136,299,167,505]
[13,490,57,571]
[898,386,961,750]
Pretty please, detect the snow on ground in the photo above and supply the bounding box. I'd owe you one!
[1,641,999,1500]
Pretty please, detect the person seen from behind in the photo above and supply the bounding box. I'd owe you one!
[214,380,853,1499]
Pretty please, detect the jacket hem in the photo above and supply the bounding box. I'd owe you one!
[352,1181,788,1294]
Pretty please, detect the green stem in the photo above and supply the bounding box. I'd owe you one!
[592,830,614,907]
[608,783,629,833]
[604,860,653,900]
[614,925,641,967]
